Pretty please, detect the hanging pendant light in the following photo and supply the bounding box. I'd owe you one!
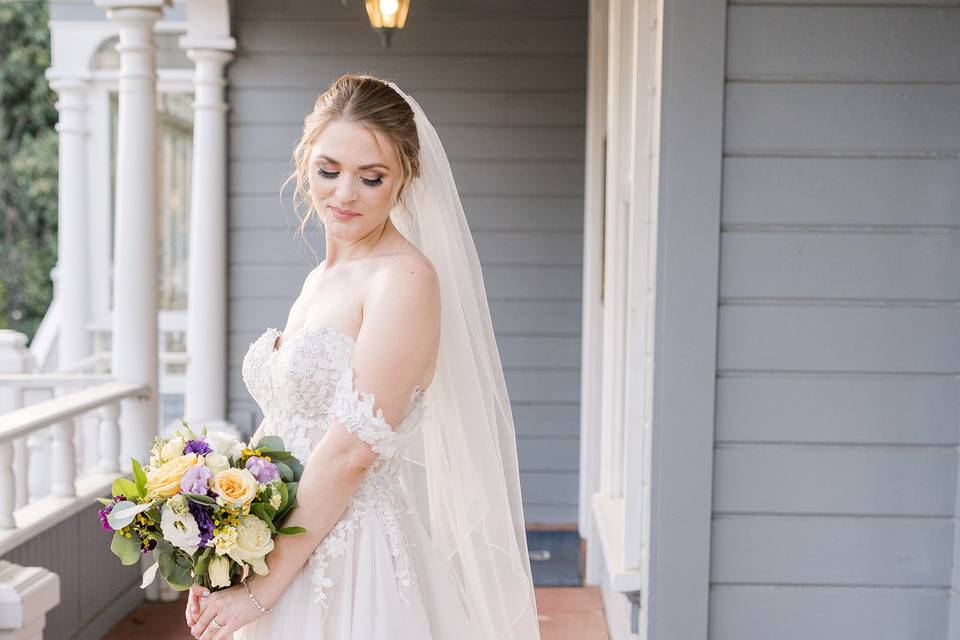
[364,0,410,49]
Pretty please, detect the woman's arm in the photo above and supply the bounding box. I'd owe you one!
[190,256,440,637]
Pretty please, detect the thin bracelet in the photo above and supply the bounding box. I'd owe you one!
[242,578,272,615]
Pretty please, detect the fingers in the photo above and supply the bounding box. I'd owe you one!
[187,585,206,627]
[200,621,220,640]
[191,590,214,638]
[188,594,202,627]
[199,614,230,640]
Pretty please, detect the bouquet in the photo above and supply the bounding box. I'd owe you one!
[96,420,307,591]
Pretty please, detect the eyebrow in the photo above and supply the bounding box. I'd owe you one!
[316,154,389,171]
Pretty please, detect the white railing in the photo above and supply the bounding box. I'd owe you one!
[29,302,189,392]
[87,310,188,394]
[0,375,149,556]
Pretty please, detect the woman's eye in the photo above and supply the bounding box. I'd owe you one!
[317,168,383,187]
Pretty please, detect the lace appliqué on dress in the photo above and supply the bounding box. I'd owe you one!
[308,368,424,612]
[308,474,418,611]
[329,367,422,459]
[241,327,353,464]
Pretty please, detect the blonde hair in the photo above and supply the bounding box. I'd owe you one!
[282,73,421,255]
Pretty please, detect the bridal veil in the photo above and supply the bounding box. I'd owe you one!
[383,80,541,639]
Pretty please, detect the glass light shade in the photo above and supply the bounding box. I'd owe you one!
[365,0,410,29]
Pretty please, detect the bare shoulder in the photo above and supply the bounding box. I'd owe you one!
[363,249,440,339]
[374,250,438,296]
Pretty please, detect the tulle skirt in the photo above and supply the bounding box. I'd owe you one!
[234,504,479,639]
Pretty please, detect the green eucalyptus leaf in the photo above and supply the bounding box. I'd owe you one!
[286,456,305,481]
[273,460,293,483]
[111,531,142,566]
[158,550,193,591]
[184,493,217,506]
[253,435,284,452]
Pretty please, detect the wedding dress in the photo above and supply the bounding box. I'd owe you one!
[231,78,540,639]
[234,324,481,639]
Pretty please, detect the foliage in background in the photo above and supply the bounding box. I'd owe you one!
[0,1,58,340]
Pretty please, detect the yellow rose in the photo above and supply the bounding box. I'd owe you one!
[146,453,198,497]
[207,555,232,588]
[228,515,275,576]
[212,468,258,510]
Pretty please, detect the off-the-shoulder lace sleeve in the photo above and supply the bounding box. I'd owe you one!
[330,367,401,459]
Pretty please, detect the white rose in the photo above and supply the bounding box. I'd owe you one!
[206,430,245,459]
[160,503,200,554]
[227,515,275,576]
[160,436,186,462]
[207,555,232,588]
[203,452,230,475]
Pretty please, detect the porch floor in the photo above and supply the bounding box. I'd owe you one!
[102,586,610,639]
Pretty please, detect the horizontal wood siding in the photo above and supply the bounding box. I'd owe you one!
[3,504,144,640]
[226,0,587,525]
[711,3,960,638]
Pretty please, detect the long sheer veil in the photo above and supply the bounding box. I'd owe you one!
[384,80,541,639]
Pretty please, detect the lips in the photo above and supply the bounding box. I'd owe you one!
[330,206,361,220]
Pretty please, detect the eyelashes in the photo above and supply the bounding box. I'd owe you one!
[317,168,383,187]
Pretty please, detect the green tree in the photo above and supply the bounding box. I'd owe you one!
[0,1,58,340]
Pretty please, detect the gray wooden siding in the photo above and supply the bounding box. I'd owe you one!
[225,0,587,525]
[711,3,960,638]
[4,505,144,640]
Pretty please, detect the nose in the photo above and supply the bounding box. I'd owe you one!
[334,174,358,204]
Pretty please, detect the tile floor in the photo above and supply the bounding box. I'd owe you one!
[102,585,610,640]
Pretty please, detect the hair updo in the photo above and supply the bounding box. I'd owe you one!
[283,73,421,239]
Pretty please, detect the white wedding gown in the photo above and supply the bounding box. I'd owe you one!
[233,325,479,639]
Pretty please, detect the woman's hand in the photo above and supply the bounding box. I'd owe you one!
[185,584,206,628]
[191,583,264,639]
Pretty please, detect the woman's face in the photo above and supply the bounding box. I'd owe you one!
[308,119,401,238]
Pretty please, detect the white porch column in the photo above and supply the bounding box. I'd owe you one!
[95,0,169,463]
[179,39,235,434]
[45,76,91,373]
[0,562,60,640]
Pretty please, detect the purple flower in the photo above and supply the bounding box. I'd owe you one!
[179,464,213,495]
[245,456,279,483]
[188,500,215,548]
[97,494,126,531]
[183,439,213,456]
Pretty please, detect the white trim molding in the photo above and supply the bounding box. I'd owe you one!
[178,0,236,434]
[0,562,60,640]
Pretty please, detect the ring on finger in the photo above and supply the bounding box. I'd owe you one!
[212,617,224,629]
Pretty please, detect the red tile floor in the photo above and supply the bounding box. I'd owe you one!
[102,585,610,640]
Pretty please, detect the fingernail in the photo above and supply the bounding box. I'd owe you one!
[202,590,210,597]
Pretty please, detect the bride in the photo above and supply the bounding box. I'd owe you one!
[185,74,541,639]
